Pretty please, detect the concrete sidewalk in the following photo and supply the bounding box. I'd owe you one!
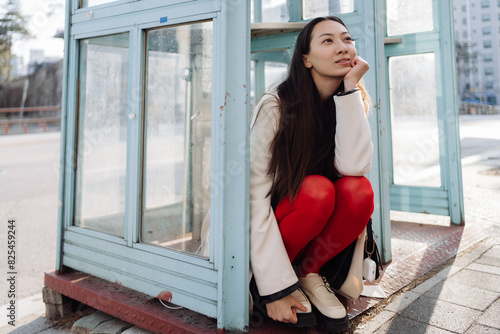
[354,237,500,334]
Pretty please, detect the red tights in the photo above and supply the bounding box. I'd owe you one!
[275,175,374,276]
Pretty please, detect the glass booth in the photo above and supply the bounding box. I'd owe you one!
[55,0,463,331]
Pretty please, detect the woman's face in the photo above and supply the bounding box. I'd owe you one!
[302,20,357,82]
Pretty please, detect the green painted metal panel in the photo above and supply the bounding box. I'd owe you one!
[251,31,299,53]
[73,0,219,23]
[364,0,392,263]
[62,243,217,301]
[125,28,142,247]
[390,186,450,215]
[216,1,251,330]
[62,38,80,233]
[61,256,217,317]
[71,3,219,37]
[384,32,441,57]
[56,0,74,271]
[438,0,465,225]
[288,0,302,22]
[64,229,217,279]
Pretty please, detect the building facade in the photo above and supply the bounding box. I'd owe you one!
[453,0,500,105]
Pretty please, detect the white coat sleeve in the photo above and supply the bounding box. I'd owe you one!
[249,95,299,297]
[333,91,373,176]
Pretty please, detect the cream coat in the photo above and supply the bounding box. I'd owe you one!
[248,90,373,297]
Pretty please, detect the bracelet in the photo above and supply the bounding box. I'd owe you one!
[337,88,359,96]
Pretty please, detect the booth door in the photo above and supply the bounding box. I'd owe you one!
[384,0,464,224]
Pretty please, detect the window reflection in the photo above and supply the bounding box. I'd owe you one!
[302,0,354,19]
[389,53,441,187]
[74,33,130,236]
[81,0,118,7]
[142,21,213,256]
[386,0,433,36]
[252,0,289,22]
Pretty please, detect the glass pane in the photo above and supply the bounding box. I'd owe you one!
[303,0,354,20]
[386,0,433,36]
[250,50,290,108]
[252,0,289,23]
[74,33,129,236]
[142,21,212,256]
[81,0,117,7]
[264,62,287,92]
[389,53,441,187]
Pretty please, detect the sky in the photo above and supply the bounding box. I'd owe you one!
[4,0,66,66]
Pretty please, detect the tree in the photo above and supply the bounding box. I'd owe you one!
[455,41,478,100]
[0,0,30,107]
[0,0,30,83]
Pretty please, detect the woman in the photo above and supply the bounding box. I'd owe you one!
[249,16,374,331]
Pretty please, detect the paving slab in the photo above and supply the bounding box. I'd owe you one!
[482,246,500,259]
[384,291,421,314]
[464,324,500,334]
[476,255,500,268]
[400,295,482,333]
[90,318,133,334]
[374,316,455,334]
[412,275,445,295]
[424,281,499,311]
[452,252,483,267]
[448,269,500,293]
[72,312,114,334]
[467,262,500,275]
[435,264,463,279]
[477,298,500,330]
[353,310,396,334]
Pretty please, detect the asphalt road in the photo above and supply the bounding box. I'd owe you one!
[0,132,60,308]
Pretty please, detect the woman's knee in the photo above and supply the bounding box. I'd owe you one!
[335,176,374,214]
[296,175,336,220]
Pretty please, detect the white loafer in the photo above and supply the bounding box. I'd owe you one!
[299,273,350,332]
[291,288,312,313]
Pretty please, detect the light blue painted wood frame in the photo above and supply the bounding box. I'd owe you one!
[250,0,392,262]
[384,0,464,225]
[216,1,250,329]
[57,0,250,330]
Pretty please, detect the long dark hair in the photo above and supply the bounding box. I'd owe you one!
[267,16,361,204]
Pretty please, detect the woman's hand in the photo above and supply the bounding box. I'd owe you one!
[343,55,370,91]
[265,294,308,324]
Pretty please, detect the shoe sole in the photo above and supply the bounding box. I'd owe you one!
[311,303,350,332]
